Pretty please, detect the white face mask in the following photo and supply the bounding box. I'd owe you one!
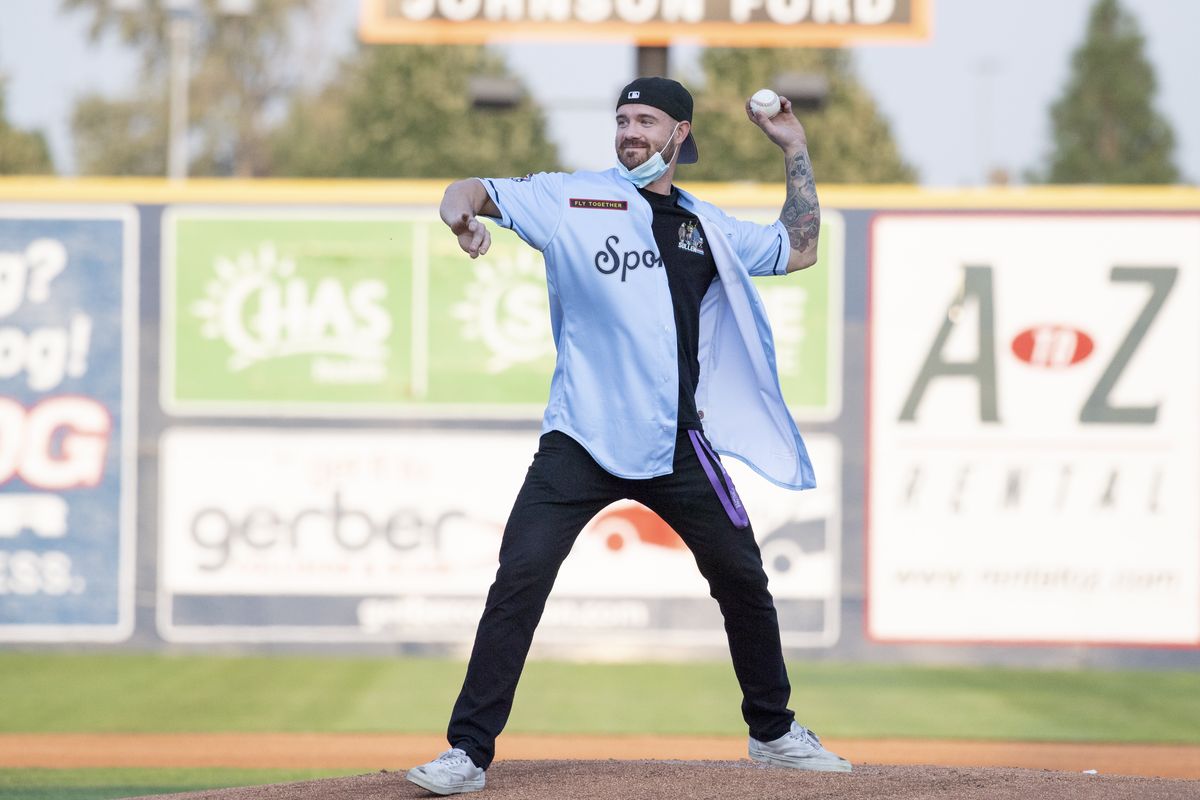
[617,121,681,188]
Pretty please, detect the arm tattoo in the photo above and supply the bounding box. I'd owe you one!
[781,150,820,254]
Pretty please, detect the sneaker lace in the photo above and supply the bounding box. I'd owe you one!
[436,749,473,767]
[788,725,822,747]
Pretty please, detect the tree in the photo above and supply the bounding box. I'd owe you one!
[685,48,915,183]
[0,77,54,175]
[62,0,319,176]
[71,90,167,176]
[270,45,561,178]
[1033,0,1179,184]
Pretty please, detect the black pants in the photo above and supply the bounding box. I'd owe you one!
[447,430,795,769]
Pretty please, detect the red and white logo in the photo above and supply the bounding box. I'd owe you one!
[587,504,685,553]
[1010,325,1095,369]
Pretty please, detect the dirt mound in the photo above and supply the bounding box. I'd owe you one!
[12,733,1199,779]
[126,759,1200,800]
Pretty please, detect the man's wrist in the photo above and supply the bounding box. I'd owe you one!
[781,140,809,159]
[442,203,469,228]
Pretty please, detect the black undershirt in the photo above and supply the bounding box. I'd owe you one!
[638,185,718,432]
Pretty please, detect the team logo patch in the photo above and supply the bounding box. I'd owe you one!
[628,90,640,99]
[570,198,629,211]
[678,220,705,255]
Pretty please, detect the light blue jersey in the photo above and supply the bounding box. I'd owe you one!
[477,168,815,490]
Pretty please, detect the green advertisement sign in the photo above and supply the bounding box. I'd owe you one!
[164,211,415,412]
[164,208,840,419]
[424,231,556,406]
[751,209,843,421]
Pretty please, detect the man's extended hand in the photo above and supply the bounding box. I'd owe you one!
[450,212,491,259]
[745,96,808,153]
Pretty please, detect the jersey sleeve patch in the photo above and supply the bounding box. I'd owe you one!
[569,198,629,211]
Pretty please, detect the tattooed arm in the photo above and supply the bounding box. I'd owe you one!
[746,95,820,273]
[780,146,820,272]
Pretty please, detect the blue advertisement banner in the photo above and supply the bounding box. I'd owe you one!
[0,206,137,641]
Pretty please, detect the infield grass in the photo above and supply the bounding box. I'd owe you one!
[0,768,361,800]
[3,653,1199,744]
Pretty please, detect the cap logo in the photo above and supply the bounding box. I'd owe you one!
[627,91,640,99]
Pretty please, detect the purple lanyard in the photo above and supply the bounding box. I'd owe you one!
[687,430,750,529]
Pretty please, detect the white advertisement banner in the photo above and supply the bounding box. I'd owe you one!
[868,213,1200,646]
[159,429,839,647]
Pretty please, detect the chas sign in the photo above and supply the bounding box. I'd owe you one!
[868,214,1200,646]
[163,208,837,421]
[162,209,558,416]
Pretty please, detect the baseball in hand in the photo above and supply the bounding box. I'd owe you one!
[749,88,781,118]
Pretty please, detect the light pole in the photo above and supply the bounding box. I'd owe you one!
[974,58,1000,185]
[115,0,254,180]
[165,0,194,181]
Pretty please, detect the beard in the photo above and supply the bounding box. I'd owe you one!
[617,136,665,170]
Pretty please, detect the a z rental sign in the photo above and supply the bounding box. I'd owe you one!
[359,0,931,46]
[868,213,1200,647]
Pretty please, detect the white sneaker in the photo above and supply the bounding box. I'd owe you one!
[405,748,487,795]
[749,721,852,773]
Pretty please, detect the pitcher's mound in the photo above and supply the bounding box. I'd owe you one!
[129,759,1200,800]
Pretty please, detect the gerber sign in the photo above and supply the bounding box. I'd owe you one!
[359,0,930,46]
[867,213,1200,647]
[158,427,840,648]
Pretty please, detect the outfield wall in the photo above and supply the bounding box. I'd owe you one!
[1,179,1198,668]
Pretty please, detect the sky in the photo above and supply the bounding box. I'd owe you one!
[1,0,1197,185]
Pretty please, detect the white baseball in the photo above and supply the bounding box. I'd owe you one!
[750,88,781,118]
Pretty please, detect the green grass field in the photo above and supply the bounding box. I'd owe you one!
[0,769,361,800]
[3,652,1199,799]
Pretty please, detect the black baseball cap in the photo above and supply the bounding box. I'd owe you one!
[616,77,698,165]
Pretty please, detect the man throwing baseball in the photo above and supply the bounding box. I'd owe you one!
[406,76,848,796]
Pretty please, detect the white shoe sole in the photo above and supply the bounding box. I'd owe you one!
[750,750,853,773]
[405,769,487,795]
